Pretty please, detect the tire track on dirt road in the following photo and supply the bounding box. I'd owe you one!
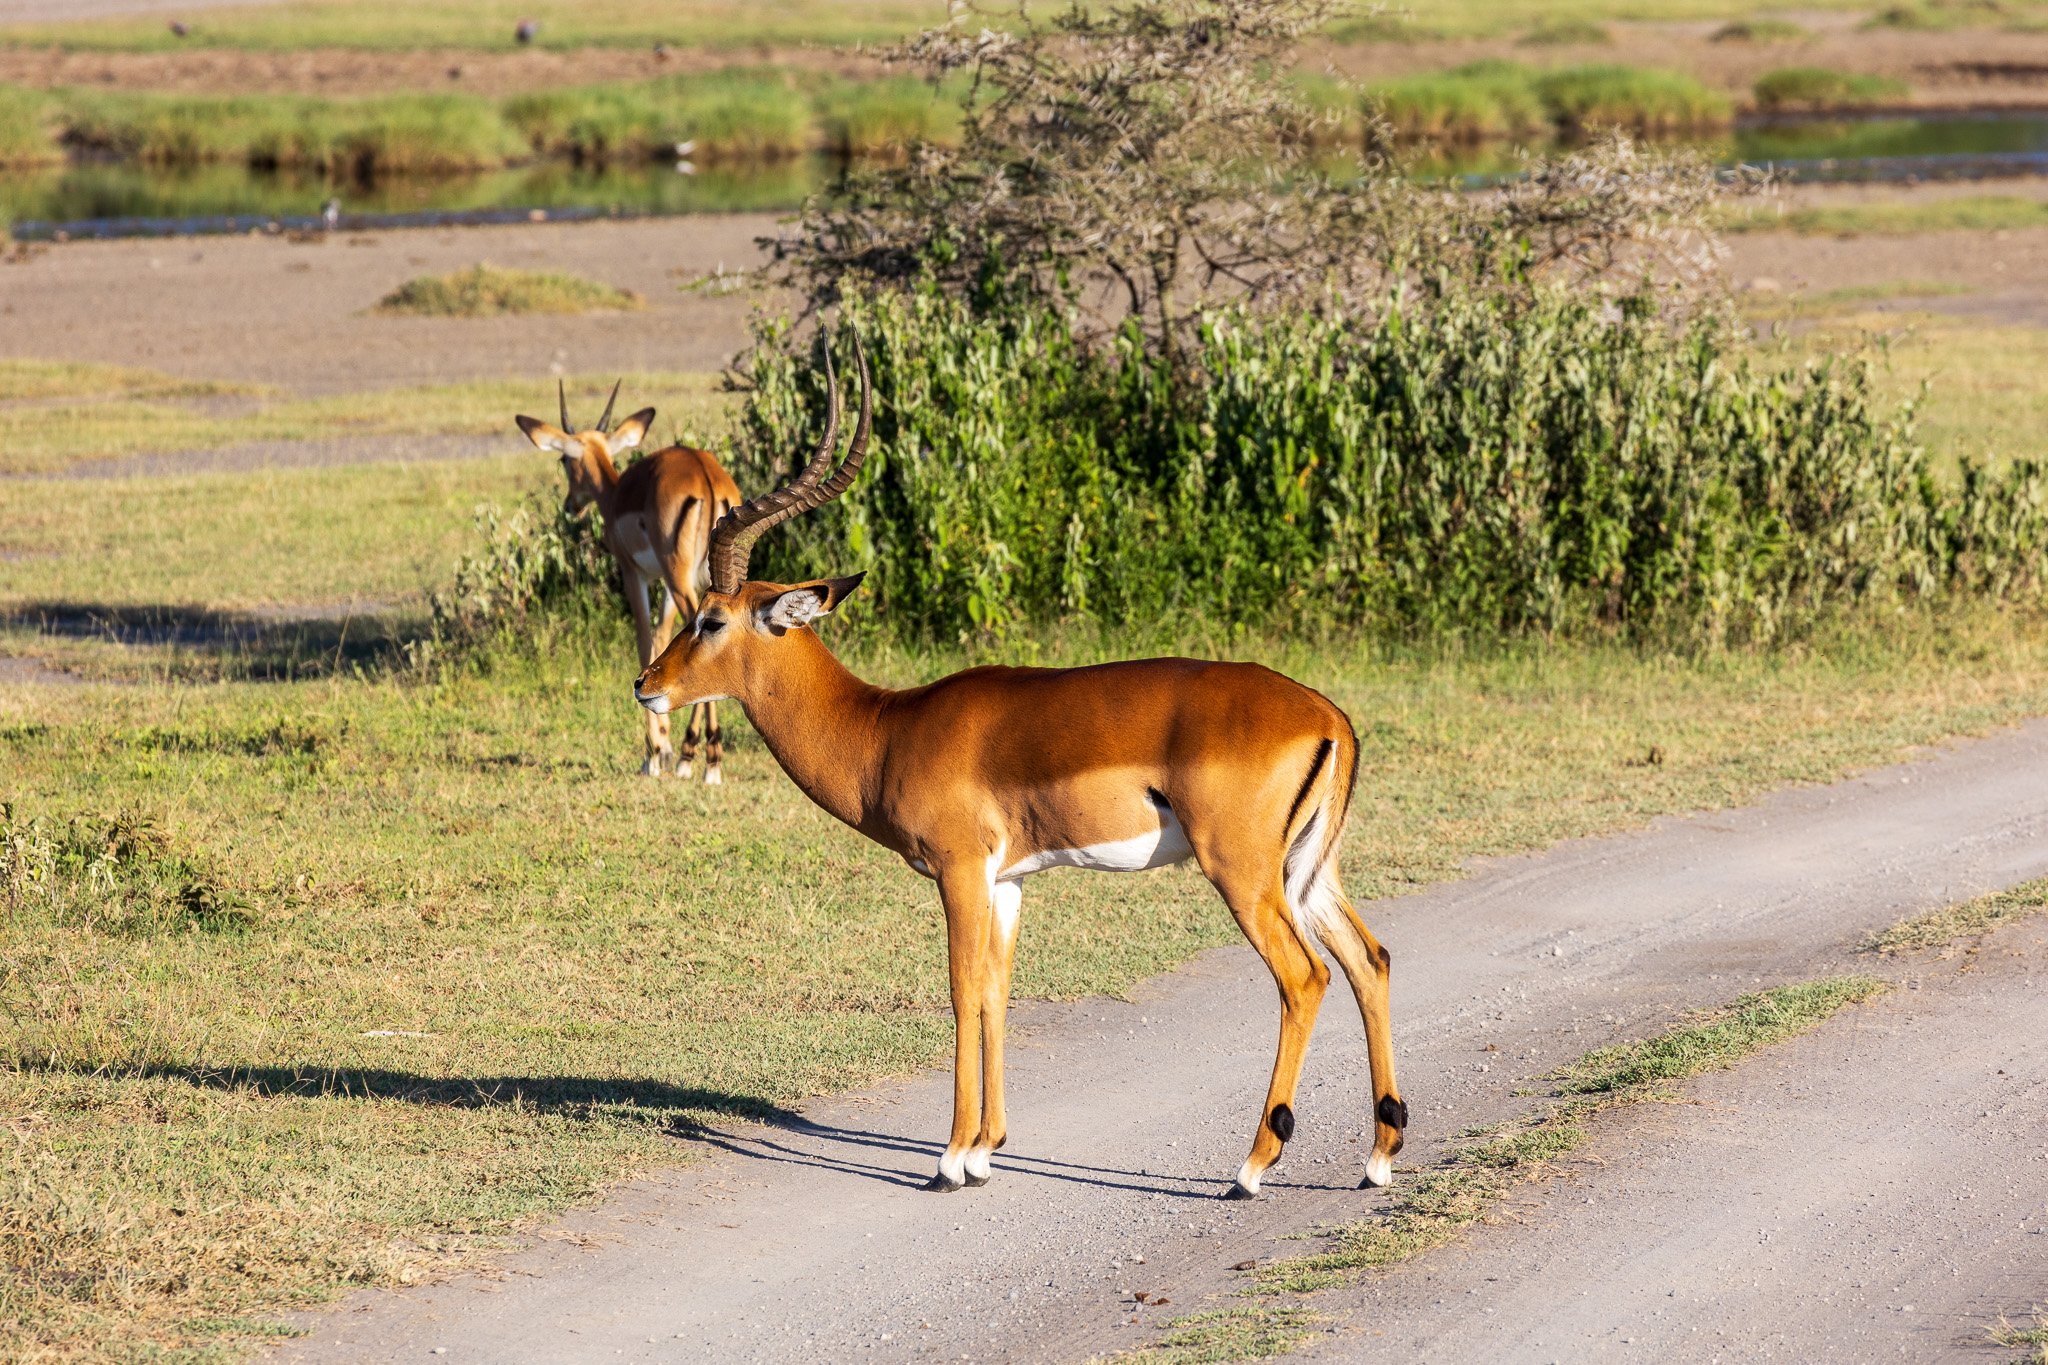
[274,719,2048,1364]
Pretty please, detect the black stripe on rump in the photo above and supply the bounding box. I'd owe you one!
[1282,737,1333,842]
[671,495,700,543]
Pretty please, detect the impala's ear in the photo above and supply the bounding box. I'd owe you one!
[758,573,866,631]
[515,414,575,456]
[608,407,656,453]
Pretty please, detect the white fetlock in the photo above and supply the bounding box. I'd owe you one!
[677,761,693,780]
[1232,1159,1262,1195]
[964,1146,993,1182]
[641,755,664,778]
[1363,1150,1394,1188]
[704,765,722,786]
[937,1147,969,1187]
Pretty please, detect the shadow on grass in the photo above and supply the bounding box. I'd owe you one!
[25,1055,1231,1198]
[0,599,420,680]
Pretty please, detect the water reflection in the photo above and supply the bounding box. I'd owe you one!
[8,111,2048,239]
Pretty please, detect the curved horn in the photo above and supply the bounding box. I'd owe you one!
[595,378,622,434]
[558,378,572,432]
[706,332,870,595]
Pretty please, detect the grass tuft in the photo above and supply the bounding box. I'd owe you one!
[1867,878,2048,954]
[1551,976,1889,1094]
[1863,0,2012,30]
[1728,194,2048,236]
[1518,17,1611,43]
[0,85,61,167]
[1712,18,1810,40]
[1753,67,1910,111]
[1118,1306,1324,1364]
[1535,64,1733,133]
[374,263,644,317]
[1992,1315,2048,1363]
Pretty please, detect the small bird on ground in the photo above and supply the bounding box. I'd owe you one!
[321,199,341,231]
[168,19,189,37]
[514,18,539,44]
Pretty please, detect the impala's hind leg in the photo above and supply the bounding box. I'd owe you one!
[1208,868,1329,1199]
[703,700,724,785]
[1314,899,1408,1187]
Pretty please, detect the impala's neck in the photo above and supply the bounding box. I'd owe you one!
[586,448,626,519]
[738,630,891,836]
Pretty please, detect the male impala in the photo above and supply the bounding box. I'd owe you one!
[517,381,742,779]
[634,342,1406,1197]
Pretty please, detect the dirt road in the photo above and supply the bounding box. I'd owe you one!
[272,719,2048,1363]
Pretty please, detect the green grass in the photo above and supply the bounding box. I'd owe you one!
[0,358,248,403]
[0,0,1925,50]
[1753,66,1910,111]
[1368,61,1729,141]
[1245,976,1888,1298]
[1867,877,2048,953]
[1518,16,1612,43]
[1777,314,2048,470]
[0,368,725,475]
[60,88,528,174]
[1730,194,2048,236]
[1550,976,1889,1092]
[1121,1306,1325,1364]
[1863,0,2018,30]
[375,263,643,317]
[1993,1316,2048,1364]
[0,84,58,167]
[1368,62,1550,141]
[3,70,966,176]
[0,0,942,53]
[1534,64,1733,132]
[0,455,542,610]
[1712,17,1811,39]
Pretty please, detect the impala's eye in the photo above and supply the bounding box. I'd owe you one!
[696,615,726,638]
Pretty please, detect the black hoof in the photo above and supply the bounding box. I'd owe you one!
[1221,1181,1258,1201]
[964,1172,990,1188]
[925,1173,964,1193]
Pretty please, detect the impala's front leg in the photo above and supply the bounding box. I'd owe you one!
[930,863,993,1192]
[969,878,1022,1184]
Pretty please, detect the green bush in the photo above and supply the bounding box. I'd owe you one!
[1535,65,1733,133]
[1753,67,1910,111]
[714,281,2047,645]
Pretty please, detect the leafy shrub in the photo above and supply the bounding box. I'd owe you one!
[1753,67,1910,111]
[0,804,252,935]
[720,280,2046,646]
[411,498,618,668]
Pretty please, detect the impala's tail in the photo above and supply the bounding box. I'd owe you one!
[1280,717,1359,945]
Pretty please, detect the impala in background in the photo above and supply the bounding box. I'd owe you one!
[517,382,743,780]
[634,340,1408,1197]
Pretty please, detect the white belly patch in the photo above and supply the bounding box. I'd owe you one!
[1000,804,1194,880]
[629,545,664,580]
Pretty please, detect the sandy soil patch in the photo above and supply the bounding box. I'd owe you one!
[0,214,786,395]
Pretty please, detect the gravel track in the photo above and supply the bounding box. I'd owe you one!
[274,719,2048,1364]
